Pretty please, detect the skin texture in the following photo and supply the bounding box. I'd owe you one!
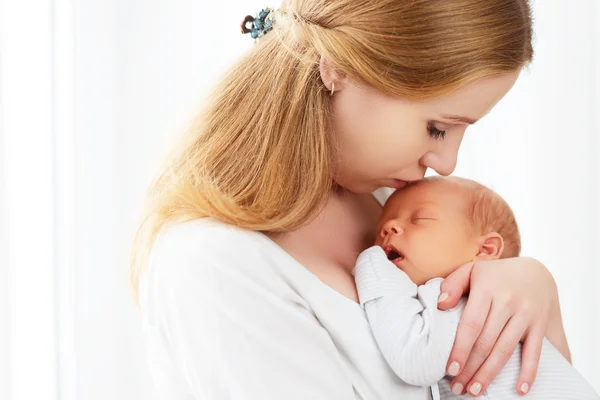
[375,181,505,285]
[322,56,521,194]
[270,57,569,398]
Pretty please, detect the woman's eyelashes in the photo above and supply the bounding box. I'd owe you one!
[427,122,447,140]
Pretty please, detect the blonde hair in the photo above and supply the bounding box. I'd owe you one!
[409,176,521,258]
[130,0,533,300]
[469,182,521,259]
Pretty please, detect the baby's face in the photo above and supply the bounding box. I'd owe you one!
[375,182,479,285]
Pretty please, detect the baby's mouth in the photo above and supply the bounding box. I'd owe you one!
[383,244,405,263]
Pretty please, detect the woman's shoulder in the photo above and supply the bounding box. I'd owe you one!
[150,217,263,264]
[144,218,300,299]
[154,217,255,250]
[140,217,315,326]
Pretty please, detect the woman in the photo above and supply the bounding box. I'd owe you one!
[132,1,571,398]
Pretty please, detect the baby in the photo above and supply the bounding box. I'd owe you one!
[353,176,598,399]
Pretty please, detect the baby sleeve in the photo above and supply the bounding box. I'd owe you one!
[353,245,464,387]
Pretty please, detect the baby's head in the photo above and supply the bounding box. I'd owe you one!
[375,176,521,285]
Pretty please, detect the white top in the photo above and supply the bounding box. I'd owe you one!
[354,246,599,400]
[139,190,431,399]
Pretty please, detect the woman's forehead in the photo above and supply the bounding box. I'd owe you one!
[421,70,521,122]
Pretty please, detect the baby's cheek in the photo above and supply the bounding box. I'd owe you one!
[425,254,457,279]
[373,234,383,247]
[437,263,459,279]
[410,268,435,286]
[426,265,448,281]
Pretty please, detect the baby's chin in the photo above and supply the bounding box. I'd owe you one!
[411,275,435,286]
[402,263,449,285]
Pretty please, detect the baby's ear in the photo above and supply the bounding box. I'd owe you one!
[475,232,504,260]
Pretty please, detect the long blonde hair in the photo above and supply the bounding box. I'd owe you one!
[130,0,534,300]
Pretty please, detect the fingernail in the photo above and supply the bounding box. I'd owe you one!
[438,292,449,303]
[520,382,529,394]
[447,361,460,376]
[451,383,463,395]
[470,382,482,396]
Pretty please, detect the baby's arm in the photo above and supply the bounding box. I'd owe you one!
[353,246,464,387]
[354,247,599,398]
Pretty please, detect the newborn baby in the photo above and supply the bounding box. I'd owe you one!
[353,176,598,399]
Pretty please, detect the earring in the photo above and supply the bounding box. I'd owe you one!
[330,81,335,96]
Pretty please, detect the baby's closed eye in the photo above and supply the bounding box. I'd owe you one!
[411,215,436,223]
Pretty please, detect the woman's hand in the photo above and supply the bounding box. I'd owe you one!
[437,257,567,397]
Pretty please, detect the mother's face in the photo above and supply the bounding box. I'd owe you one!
[322,61,521,194]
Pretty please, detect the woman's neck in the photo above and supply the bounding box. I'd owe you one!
[270,189,382,275]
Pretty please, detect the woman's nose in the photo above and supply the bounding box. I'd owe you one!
[381,220,404,238]
[425,152,457,176]
[421,130,465,176]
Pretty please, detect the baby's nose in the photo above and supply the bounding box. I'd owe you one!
[381,221,404,238]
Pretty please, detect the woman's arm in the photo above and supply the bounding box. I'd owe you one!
[546,293,571,363]
[437,257,569,396]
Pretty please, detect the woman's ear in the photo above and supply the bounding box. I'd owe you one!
[319,56,347,92]
[475,232,505,260]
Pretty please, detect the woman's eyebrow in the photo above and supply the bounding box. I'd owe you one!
[440,114,479,125]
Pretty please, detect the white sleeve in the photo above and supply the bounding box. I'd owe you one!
[141,222,357,400]
[353,246,464,387]
[437,339,600,399]
[484,339,600,399]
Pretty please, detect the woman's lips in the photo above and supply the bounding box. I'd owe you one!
[392,179,408,189]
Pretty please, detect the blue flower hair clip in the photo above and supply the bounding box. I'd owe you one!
[241,8,275,40]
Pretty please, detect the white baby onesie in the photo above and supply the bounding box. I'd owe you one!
[353,246,599,399]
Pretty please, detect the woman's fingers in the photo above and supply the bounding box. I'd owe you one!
[438,262,474,310]
[517,324,544,395]
[442,257,556,396]
[464,314,528,396]
[446,288,491,380]
[449,299,513,395]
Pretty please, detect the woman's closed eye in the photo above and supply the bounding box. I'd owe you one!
[427,122,447,140]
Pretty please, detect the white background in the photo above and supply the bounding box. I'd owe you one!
[0,0,599,399]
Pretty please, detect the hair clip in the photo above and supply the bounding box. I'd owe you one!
[241,8,275,39]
